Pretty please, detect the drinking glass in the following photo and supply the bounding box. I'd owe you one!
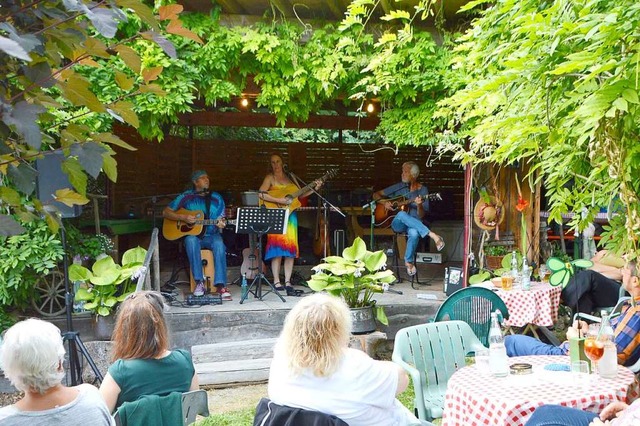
[571,360,590,388]
[584,325,605,374]
[501,272,514,291]
[474,348,490,374]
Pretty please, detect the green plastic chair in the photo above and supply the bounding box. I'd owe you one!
[392,321,486,422]
[434,286,510,347]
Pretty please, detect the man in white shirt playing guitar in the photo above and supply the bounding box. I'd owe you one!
[373,161,445,277]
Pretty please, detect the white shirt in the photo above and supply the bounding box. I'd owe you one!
[268,347,419,426]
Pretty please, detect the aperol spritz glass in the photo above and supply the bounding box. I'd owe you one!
[584,325,605,374]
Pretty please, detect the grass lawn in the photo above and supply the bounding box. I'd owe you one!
[194,380,443,425]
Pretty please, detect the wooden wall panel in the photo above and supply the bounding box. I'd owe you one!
[111,126,465,220]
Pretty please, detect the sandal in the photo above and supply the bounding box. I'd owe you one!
[285,285,304,297]
[405,263,417,277]
[435,236,446,252]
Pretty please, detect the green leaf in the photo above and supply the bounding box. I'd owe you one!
[61,158,87,195]
[572,259,594,269]
[363,250,386,271]
[343,237,366,261]
[109,101,139,128]
[114,70,134,91]
[69,264,93,282]
[546,257,567,272]
[375,305,388,325]
[62,74,106,113]
[114,45,141,73]
[75,287,94,301]
[0,187,21,206]
[115,0,159,30]
[122,246,147,265]
[93,132,137,151]
[97,306,110,316]
[69,142,107,179]
[53,188,89,207]
[102,153,117,182]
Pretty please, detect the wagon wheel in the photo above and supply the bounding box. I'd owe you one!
[31,269,67,317]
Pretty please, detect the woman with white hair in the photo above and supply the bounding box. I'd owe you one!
[0,318,113,425]
[267,293,424,425]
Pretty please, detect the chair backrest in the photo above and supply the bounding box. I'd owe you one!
[392,321,485,421]
[253,397,348,426]
[113,390,209,426]
[434,286,509,346]
[182,390,210,425]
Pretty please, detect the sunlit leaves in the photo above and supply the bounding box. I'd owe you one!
[53,188,89,207]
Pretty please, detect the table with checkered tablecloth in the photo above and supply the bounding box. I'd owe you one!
[497,281,562,327]
[441,355,639,426]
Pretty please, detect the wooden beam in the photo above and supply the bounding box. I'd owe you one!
[178,111,380,131]
[215,0,246,15]
[270,0,294,17]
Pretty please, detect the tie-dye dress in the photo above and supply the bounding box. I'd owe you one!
[264,182,299,260]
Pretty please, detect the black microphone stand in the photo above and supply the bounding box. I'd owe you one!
[45,207,103,385]
[288,171,345,258]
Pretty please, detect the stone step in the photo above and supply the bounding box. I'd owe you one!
[195,358,272,386]
[191,338,277,364]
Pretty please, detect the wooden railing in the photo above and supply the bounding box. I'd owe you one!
[135,227,161,292]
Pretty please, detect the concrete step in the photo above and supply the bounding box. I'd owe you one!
[195,358,272,386]
[191,338,277,364]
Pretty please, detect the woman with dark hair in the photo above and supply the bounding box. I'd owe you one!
[258,153,320,295]
[99,291,198,413]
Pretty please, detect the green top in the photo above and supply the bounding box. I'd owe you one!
[109,349,195,409]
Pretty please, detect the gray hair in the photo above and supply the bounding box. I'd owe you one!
[403,161,420,178]
[0,319,65,393]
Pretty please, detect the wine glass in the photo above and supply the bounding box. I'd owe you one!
[584,325,605,374]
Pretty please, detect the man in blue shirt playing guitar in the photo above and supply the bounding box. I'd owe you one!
[373,161,445,277]
[163,170,231,300]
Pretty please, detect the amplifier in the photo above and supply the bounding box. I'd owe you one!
[416,252,447,264]
[185,293,222,306]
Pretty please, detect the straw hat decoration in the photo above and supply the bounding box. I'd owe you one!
[473,196,505,230]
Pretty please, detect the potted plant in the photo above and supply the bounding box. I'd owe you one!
[484,244,511,270]
[307,237,396,334]
[70,246,146,321]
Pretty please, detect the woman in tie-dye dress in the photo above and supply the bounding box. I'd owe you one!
[258,153,321,296]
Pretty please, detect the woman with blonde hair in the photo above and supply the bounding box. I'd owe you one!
[0,318,112,425]
[267,293,424,425]
[99,291,198,413]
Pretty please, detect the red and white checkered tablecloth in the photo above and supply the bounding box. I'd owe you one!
[441,355,640,426]
[497,282,562,327]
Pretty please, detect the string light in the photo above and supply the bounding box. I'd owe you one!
[240,98,249,108]
[366,102,375,113]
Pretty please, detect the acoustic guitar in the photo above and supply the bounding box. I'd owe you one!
[240,246,267,279]
[261,169,338,212]
[374,192,442,228]
[163,208,236,241]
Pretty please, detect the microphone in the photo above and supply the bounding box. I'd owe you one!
[362,200,375,209]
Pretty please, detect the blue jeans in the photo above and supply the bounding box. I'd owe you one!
[525,405,597,425]
[390,211,430,264]
[184,232,227,286]
[504,335,568,357]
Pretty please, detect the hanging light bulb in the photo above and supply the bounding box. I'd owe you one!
[240,98,249,108]
[366,102,375,113]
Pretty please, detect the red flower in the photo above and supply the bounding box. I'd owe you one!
[515,196,529,212]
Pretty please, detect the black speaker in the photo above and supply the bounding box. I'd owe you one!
[36,153,82,218]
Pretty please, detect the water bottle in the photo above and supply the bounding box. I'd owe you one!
[510,251,519,280]
[521,257,531,291]
[598,311,617,378]
[489,311,509,377]
[241,273,248,299]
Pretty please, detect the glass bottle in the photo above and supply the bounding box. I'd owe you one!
[521,257,531,290]
[489,311,509,377]
[241,273,248,299]
[510,251,519,281]
[598,312,617,378]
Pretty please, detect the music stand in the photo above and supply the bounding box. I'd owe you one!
[236,206,289,303]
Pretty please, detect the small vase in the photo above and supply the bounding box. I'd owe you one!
[350,305,377,335]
